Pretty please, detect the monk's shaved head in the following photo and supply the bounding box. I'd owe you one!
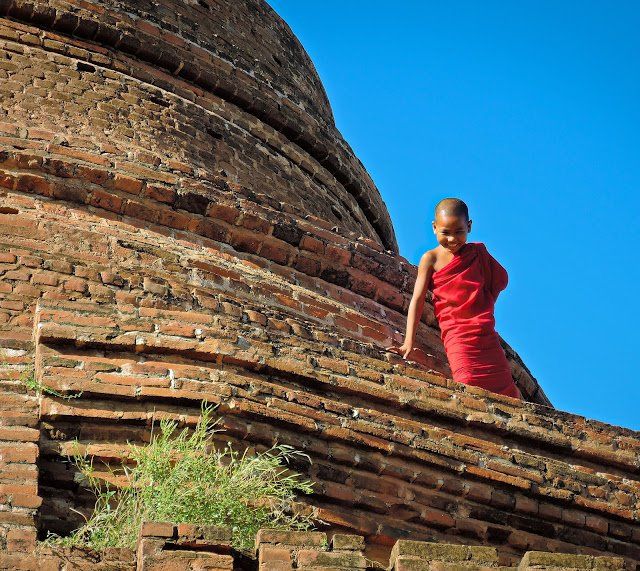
[434,198,469,222]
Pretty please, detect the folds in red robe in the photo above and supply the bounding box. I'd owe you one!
[429,242,520,398]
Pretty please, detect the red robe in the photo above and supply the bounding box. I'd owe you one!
[429,242,520,398]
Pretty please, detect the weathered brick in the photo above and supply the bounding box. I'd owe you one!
[6,527,36,552]
[144,183,176,204]
[15,173,53,196]
[62,277,88,293]
[48,144,111,166]
[140,521,175,538]
[112,173,144,194]
[261,239,292,265]
[207,203,240,224]
[331,533,365,551]
[76,164,109,185]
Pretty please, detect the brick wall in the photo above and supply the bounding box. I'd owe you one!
[0,1,637,569]
[28,290,640,567]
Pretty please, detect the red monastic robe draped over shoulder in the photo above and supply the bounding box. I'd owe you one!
[429,242,520,398]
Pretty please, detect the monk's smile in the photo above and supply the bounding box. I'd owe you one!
[432,212,472,255]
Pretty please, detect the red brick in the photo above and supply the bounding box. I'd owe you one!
[99,271,124,286]
[42,157,76,178]
[465,465,531,490]
[156,208,197,231]
[267,318,291,333]
[0,512,35,526]
[11,283,40,297]
[562,508,586,527]
[15,173,53,196]
[585,514,609,534]
[76,165,109,185]
[52,183,89,203]
[0,483,39,496]
[112,173,143,194]
[348,274,377,298]
[230,229,262,255]
[294,254,321,276]
[6,527,37,552]
[157,322,195,337]
[300,234,325,254]
[31,271,58,286]
[259,545,292,565]
[48,144,111,166]
[207,203,240,224]
[514,493,538,515]
[140,521,175,538]
[334,315,359,332]
[166,159,193,174]
[133,150,161,167]
[243,310,267,326]
[10,493,42,508]
[260,240,292,265]
[199,218,229,242]
[239,212,271,233]
[20,255,42,268]
[0,427,39,443]
[63,277,88,293]
[538,502,562,521]
[88,188,123,212]
[0,123,18,135]
[376,283,406,311]
[123,199,159,223]
[0,300,24,311]
[27,128,55,141]
[256,530,326,546]
[43,259,74,274]
[0,172,17,189]
[144,184,176,204]
[326,245,352,265]
[115,161,179,184]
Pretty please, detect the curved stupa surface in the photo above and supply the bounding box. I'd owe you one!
[0,1,638,569]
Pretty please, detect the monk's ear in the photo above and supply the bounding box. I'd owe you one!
[467,219,472,232]
[432,220,437,234]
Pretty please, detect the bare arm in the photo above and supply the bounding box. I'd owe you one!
[389,251,435,359]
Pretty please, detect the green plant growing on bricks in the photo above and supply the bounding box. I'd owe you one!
[50,403,316,551]
[19,366,83,400]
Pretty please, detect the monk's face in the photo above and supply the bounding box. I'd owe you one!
[432,212,472,254]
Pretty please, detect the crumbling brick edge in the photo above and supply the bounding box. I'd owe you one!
[0,523,630,570]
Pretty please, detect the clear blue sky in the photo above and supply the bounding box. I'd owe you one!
[268,1,640,431]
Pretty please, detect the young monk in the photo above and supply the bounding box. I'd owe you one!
[390,198,522,399]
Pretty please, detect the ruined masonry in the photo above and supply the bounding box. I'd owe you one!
[0,0,637,569]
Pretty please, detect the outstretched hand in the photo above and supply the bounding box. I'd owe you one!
[387,343,415,360]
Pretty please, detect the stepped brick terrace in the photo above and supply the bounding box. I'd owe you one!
[0,0,638,569]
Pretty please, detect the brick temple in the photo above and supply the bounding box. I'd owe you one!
[0,0,637,569]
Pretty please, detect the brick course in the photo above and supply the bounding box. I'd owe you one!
[0,525,629,569]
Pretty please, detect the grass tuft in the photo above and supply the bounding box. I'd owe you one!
[47,403,316,552]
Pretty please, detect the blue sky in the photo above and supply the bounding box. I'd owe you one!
[267,1,640,431]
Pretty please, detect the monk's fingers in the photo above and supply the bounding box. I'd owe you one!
[389,346,406,355]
